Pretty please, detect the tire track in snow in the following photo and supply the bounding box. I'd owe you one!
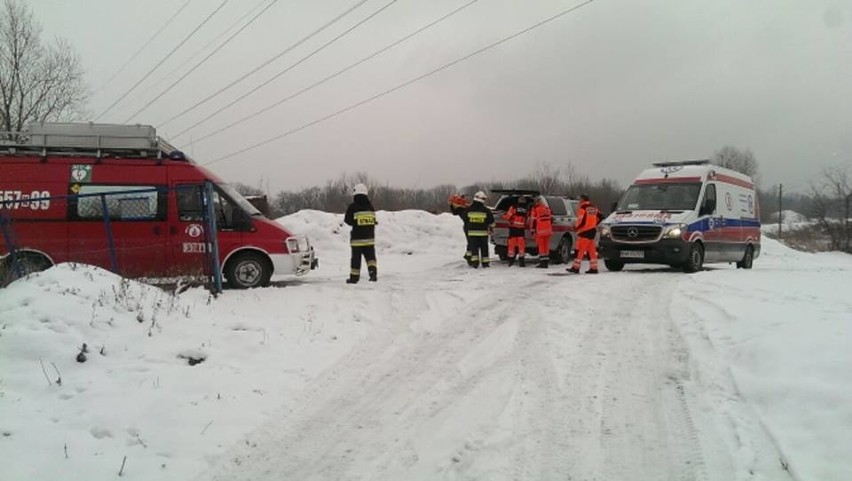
[200,267,551,481]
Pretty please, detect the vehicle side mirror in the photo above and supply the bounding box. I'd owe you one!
[610,201,618,213]
[699,198,715,216]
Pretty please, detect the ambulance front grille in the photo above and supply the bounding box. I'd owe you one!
[611,225,662,242]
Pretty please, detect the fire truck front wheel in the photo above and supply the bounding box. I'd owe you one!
[224,252,272,289]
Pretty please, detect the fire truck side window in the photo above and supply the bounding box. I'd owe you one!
[176,185,204,221]
[73,185,164,221]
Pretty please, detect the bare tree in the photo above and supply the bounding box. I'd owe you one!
[711,146,760,182]
[808,166,851,252]
[0,0,87,134]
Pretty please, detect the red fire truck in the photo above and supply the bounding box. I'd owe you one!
[0,122,317,288]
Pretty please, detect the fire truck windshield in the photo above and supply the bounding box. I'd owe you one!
[218,183,262,216]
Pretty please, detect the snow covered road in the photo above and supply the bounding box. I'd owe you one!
[200,262,785,481]
[2,211,849,481]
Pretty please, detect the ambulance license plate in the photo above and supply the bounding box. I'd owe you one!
[620,250,644,259]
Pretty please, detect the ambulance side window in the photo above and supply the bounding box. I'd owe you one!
[700,184,717,216]
[72,185,165,221]
[176,185,204,221]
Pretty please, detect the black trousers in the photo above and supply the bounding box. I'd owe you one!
[466,236,490,266]
[350,245,377,279]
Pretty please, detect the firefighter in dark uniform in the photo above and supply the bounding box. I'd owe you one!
[344,183,377,283]
[463,191,495,268]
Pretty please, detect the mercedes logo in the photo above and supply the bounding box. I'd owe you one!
[627,227,639,238]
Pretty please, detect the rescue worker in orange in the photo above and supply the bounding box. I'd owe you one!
[529,195,553,268]
[449,193,471,262]
[503,196,530,267]
[568,193,600,274]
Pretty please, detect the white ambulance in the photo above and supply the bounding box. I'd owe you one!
[598,160,760,272]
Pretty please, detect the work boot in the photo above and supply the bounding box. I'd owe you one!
[346,277,359,284]
[482,262,490,268]
[566,267,580,274]
[507,256,516,267]
[587,268,599,274]
[536,259,549,268]
[369,272,377,282]
[519,257,526,268]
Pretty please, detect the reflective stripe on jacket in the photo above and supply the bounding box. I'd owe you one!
[345,194,376,245]
[503,204,529,229]
[530,203,553,236]
[464,201,495,237]
[575,200,600,239]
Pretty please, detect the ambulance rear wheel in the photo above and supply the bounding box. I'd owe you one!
[224,252,271,289]
[736,245,754,269]
[683,243,704,273]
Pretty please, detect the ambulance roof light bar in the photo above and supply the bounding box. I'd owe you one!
[652,159,710,167]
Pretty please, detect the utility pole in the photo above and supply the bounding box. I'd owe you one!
[846,192,850,253]
[777,183,783,239]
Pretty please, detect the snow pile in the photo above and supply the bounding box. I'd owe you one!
[762,210,810,233]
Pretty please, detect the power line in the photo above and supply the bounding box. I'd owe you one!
[171,0,400,141]
[125,0,280,122]
[93,0,230,122]
[204,0,596,166]
[182,0,478,147]
[135,0,272,100]
[157,0,370,129]
[94,0,193,95]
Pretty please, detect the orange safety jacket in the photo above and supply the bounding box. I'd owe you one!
[574,200,600,239]
[503,204,529,230]
[529,203,553,236]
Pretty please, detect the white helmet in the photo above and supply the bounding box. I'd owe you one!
[353,183,368,196]
[474,191,487,203]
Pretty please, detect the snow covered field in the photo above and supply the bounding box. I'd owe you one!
[1,210,850,481]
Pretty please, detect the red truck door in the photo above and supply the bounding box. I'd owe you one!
[66,165,167,278]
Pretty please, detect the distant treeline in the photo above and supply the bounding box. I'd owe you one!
[239,168,626,218]
[236,169,844,228]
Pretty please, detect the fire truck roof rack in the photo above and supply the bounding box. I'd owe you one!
[0,122,191,162]
[652,159,710,167]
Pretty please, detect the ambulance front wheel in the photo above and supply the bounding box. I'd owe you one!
[604,259,624,272]
[224,252,272,289]
[683,243,705,273]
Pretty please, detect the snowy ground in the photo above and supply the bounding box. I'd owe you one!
[1,210,850,481]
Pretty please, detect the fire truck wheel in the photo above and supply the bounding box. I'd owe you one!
[224,252,272,289]
[13,253,52,275]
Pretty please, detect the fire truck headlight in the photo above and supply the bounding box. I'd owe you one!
[663,223,686,238]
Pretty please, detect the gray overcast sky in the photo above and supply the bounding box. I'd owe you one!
[28,0,852,194]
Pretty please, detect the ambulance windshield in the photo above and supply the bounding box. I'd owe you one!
[617,182,702,212]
